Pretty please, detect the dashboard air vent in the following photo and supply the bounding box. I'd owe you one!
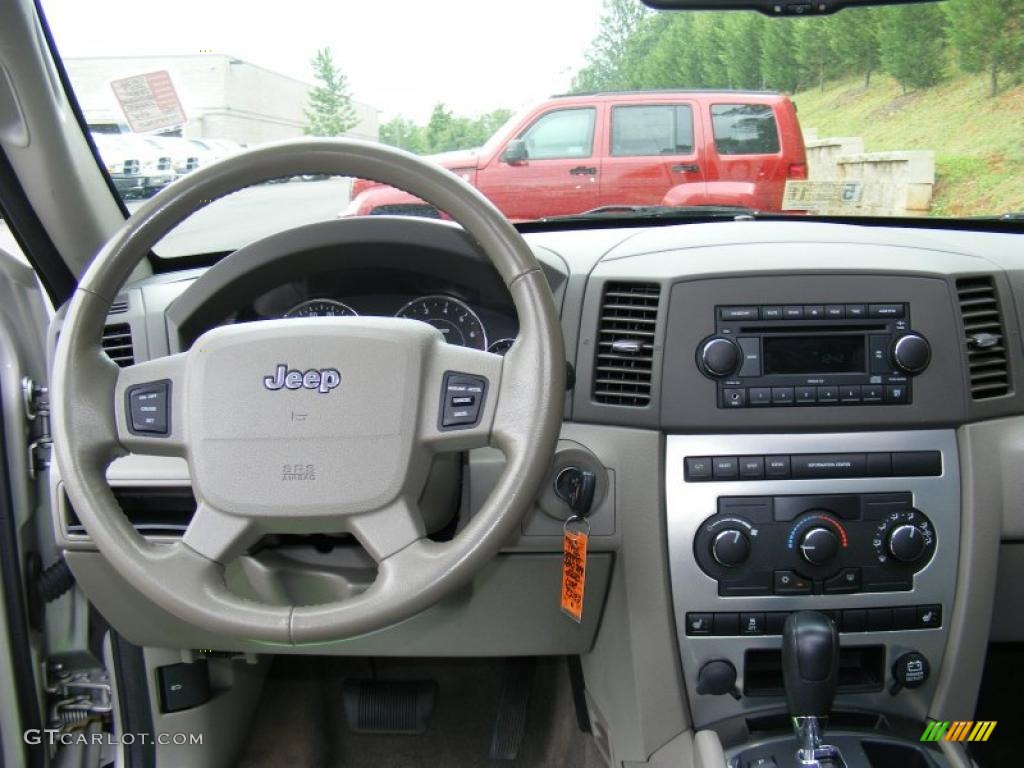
[101,323,134,367]
[593,282,661,406]
[108,293,130,314]
[956,276,1009,400]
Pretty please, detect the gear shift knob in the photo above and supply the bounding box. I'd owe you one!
[782,611,839,717]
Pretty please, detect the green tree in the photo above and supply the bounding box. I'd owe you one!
[723,13,766,90]
[572,0,649,91]
[829,7,880,88]
[304,48,358,136]
[380,116,425,153]
[879,4,948,93]
[797,18,837,92]
[945,0,1024,96]
[761,19,800,92]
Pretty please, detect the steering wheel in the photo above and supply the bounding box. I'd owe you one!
[51,140,565,644]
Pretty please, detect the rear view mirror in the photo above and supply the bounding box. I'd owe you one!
[501,139,529,165]
[642,0,937,15]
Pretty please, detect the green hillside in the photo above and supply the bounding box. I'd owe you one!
[793,72,1024,217]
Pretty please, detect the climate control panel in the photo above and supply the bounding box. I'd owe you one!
[693,493,936,597]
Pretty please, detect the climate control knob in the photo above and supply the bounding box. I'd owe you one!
[888,524,928,563]
[699,337,742,378]
[798,526,840,566]
[711,528,750,567]
[891,333,931,375]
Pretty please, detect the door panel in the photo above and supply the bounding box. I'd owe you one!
[600,103,706,207]
[477,107,601,220]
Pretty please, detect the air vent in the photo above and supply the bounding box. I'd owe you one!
[957,276,1010,400]
[101,323,134,367]
[593,282,661,406]
[108,293,130,314]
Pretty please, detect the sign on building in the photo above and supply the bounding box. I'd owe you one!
[110,71,186,133]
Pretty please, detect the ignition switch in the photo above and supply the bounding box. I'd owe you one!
[554,466,597,517]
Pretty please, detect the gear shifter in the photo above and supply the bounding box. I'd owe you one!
[782,611,844,767]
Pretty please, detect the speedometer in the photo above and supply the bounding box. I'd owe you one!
[395,295,488,351]
[283,299,358,318]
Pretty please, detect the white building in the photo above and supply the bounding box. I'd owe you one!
[65,54,378,144]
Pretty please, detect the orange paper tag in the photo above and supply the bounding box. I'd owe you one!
[561,527,588,623]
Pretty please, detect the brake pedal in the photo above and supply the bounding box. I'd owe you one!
[341,679,437,735]
[489,657,537,760]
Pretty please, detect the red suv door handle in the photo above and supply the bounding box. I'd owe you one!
[569,166,597,176]
[672,163,700,173]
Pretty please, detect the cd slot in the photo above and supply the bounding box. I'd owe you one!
[737,324,886,334]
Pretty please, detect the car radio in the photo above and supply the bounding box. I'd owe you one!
[696,303,931,408]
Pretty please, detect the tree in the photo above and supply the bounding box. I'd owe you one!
[572,0,649,91]
[945,0,1024,96]
[723,13,766,90]
[796,18,836,92]
[380,116,425,153]
[879,4,948,93]
[829,7,880,88]
[304,48,358,136]
[761,19,800,92]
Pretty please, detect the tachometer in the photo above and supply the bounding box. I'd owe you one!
[395,295,488,351]
[283,299,358,318]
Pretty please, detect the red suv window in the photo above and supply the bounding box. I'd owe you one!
[610,105,694,157]
[518,108,596,160]
[710,104,780,155]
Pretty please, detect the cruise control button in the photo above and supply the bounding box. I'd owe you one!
[713,457,739,479]
[127,381,170,435]
[684,457,713,481]
[774,570,812,594]
[441,372,488,428]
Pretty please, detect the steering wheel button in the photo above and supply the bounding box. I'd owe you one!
[441,372,488,429]
[126,381,171,436]
[450,395,475,407]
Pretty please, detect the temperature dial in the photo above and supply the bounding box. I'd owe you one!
[798,526,841,566]
[712,529,750,567]
[871,508,935,568]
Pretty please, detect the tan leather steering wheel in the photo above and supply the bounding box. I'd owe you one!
[51,139,564,644]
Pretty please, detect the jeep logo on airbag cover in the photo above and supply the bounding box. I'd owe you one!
[263,364,341,394]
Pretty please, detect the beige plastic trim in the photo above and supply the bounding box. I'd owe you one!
[51,139,565,643]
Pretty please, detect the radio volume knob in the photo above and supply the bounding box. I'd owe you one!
[892,333,931,375]
[699,337,742,378]
[712,529,750,567]
[888,524,928,563]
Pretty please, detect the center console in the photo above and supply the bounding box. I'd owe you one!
[666,430,959,732]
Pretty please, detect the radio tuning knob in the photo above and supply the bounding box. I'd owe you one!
[699,337,742,378]
[891,333,931,375]
[888,524,928,563]
[711,528,750,567]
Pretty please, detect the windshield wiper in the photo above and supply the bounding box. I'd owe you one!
[539,204,759,223]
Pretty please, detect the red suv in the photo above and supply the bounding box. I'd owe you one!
[345,90,807,220]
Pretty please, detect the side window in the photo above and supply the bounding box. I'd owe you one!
[519,108,596,160]
[710,104,781,155]
[611,105,694,157]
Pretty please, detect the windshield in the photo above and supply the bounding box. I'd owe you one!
[42,0,1024,256]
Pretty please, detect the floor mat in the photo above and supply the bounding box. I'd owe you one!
[236,657,606,768]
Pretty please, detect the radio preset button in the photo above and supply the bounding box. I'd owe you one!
[862,385,884,402]
[771,387,794,405]
[796,386,817,405]
[816,386,839,404]
[840,385,862,402]
[749,387,772,406]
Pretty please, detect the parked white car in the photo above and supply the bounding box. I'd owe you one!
[91,132,175,198]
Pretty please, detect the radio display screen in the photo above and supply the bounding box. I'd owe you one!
[763,336,866,375]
